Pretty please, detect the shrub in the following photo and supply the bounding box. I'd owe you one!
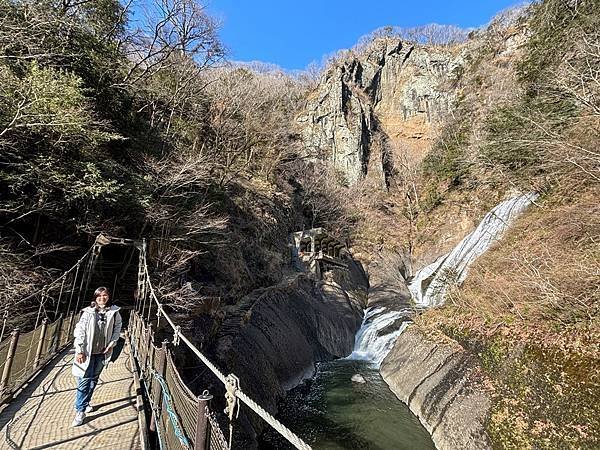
[422,118,471,183]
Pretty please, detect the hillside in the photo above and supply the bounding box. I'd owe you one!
[296,0,598,447]
[0,0,339,328]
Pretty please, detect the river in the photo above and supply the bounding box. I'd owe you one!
[261,358,434,449]
[263,193,538,449]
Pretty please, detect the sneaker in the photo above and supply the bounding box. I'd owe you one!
[85,405,94,413]
[72,411,86,427]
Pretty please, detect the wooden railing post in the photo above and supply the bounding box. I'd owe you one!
[0,329,20,399]
[149,339,169,433]
[67,310,78,339]
[194,391,213,450]
[144,323,153,372]
[129,312,136,343]
[54,314,64,352]
[135,312,143,348]
[33,318,49,368]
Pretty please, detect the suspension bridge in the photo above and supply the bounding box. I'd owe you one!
[0,234,311,450]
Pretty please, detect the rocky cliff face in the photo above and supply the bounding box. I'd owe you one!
[380,326,491,450]
[298,38,463,186]
[211,258,368,445]
[297,63,375,186]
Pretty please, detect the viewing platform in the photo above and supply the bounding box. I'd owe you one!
[290,228,348,277]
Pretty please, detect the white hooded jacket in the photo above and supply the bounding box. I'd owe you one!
[72,305,122,378]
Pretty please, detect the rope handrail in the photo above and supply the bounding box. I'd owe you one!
[136,240,312,450]
[9,246,94,310]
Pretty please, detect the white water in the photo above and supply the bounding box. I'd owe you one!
[409,192,538,307]
[348,192,537,366]
[348,307,411,366]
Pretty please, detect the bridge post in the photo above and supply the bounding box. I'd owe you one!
[34,318,49,368]
[54,314,64,349]
[144,323,153,372]
[135,312,142,343]
[135,313,143,352]
[130,312,137,342]
[67,309,79,339]
[194,391,213,450]
[0,329,20,399]
[150,339,168,433]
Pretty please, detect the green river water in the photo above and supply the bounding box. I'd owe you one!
[261,359,435,450]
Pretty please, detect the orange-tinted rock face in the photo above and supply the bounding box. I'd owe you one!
[298,38,463,187]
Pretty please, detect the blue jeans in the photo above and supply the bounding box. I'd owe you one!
[74,354,105,412]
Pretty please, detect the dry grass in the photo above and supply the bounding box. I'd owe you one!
[407,3,600,446]
[413,186,599,449]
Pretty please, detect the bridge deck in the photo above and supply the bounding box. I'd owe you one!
[0,341,141,450]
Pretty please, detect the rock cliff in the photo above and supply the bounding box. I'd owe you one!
[380,326,491,450]
[298,38,463,186]
[211,257,368,445]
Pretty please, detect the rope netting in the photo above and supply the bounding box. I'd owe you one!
[0,340,9,374]
[208,409,229,450]
[165,351,198,442]
[0,235,104,402]
[41,320,59,357]
[157,367,192,449]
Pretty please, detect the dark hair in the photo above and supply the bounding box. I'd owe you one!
[91,286,111,308]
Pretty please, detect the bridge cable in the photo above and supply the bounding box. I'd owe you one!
[53,276,67,320]
[65,263,81,318]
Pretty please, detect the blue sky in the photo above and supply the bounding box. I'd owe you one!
[206,0,522,70]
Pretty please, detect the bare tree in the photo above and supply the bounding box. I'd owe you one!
[356,23,470,50]
[292,162,357,240]
[200,65,306,185]
[121,0,223,86]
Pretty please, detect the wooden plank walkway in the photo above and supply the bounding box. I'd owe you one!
[0,340,141,450]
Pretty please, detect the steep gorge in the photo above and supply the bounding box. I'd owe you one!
[1,0,597,448]
[293,2,599,448]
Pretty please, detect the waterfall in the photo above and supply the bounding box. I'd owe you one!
[409,192,538,307]
[348,307,411,366]
[348,192,538,366]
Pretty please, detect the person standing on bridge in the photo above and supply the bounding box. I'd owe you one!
[71,286,122,427]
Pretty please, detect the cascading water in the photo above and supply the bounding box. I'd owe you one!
[410,192,538,307]
[349,192,538,365]
[348,307,410,366]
